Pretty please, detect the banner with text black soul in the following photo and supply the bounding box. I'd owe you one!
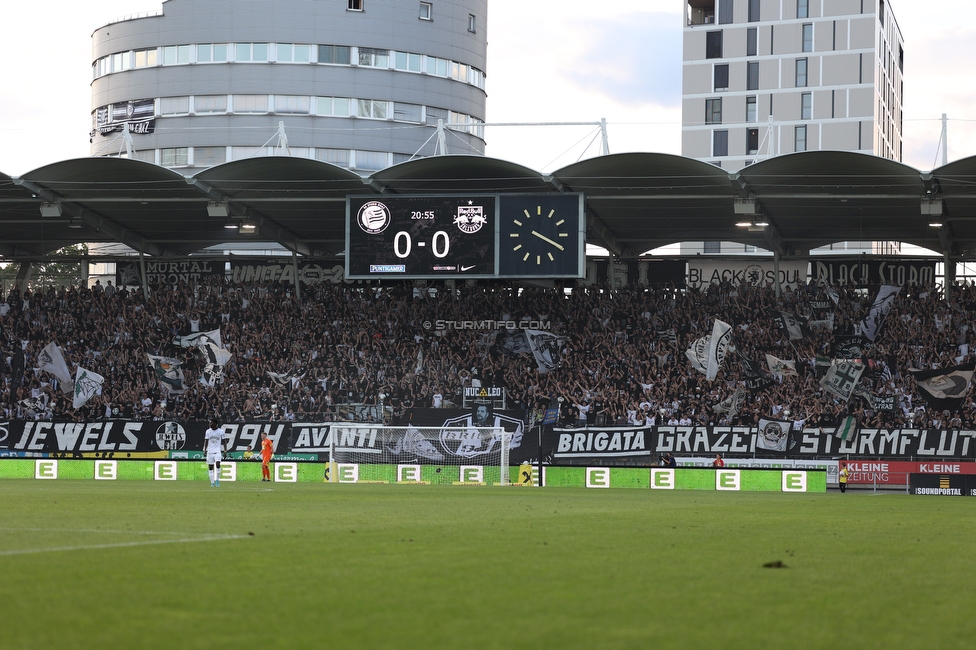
[548,425,976,464]
[810,259,937,287]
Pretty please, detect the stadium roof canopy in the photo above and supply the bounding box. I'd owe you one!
[2,150,976,261]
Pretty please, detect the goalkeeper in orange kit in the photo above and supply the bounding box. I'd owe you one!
[260,432,273,482]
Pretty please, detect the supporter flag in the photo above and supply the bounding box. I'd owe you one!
[72,366,104,409]
[198,336,232,367]
[174,328,222,348]
[772,311,813,340]
[36,342,74,394]
[910,362,976,412]
[200,364,225,387]
[267,370,305,387]
[852,386,876,409]
[685,334,709,375]
[656,329,677,346]
[712,386,746,419]
[765,354,798,377]
[835,416,857,441]
[832,335,870,359]
[739,348,774,391]
[18,397,47,416]
[757,417,792,453]
[524,329,567,374]
[147,354,186,393]
[705,320,733,381]
[857,285,901,342]
[819,360,865,401]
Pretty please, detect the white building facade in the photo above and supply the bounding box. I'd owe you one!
[90,0,488,174]
[681,0,903,171]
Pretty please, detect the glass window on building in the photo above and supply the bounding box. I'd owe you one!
[718,0,733,24]
[748,0,760,22]
[747,27,758,56]
[236,43,268,62]
[797,0,809,19]
[746,96,757,123]
[276,44,311,63]
[426,106,447,126]
[393,102,422,123]
[315,96,351,116]
[134,49,158,68]
[706,31,723,59]
[358,47,389,68]
[193,147,226,167]
[747,128,759,155]
[318,45,351,65]
[468,14,477,33]
[747,61,759,90]
[316,148,350,167]
[194,95,227,114]
[795,58,808,87]
[163,45,190,65]
[801,92,812,120]
[705,98,722,124]
[802,24,813,52]
[348,0,363,11]
[714,64,729,91]
[795,125,807,151]
[160,148,188,167]
[354,150,389,171]
[357,99,389,119]
[159,96,190,115]
[274,95,310,113]
[232,95,269,113]
[197,44,228,63]
[420,2,432,20]
[394,52,422,72]
[713,130,729,157]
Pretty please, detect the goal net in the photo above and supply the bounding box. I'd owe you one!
[322,424,511,485]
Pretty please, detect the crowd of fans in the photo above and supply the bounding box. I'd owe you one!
[1,274,974,430]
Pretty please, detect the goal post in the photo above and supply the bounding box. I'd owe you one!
[323,424,512,485]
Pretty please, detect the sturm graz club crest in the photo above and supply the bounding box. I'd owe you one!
[357,201,391,234]
[155,422,187,450]
[454,202,486,234]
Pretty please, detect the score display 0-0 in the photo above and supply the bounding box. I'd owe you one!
[345,193,584,279]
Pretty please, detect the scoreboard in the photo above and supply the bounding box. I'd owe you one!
[345,193,584,279]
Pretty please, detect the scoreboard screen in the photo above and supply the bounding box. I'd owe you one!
[346,195,496,279]
[345,193,584,279]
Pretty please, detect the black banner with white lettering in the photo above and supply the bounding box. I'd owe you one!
[117,260,224,286]
[549,425,976,462]
[4,420,975,462]
[229,260,347,285]
[909,473,976,496]
[811,260,937,287]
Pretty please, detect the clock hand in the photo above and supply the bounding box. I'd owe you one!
[530,230,565,251]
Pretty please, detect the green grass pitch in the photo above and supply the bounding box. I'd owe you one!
[1,481,973,649]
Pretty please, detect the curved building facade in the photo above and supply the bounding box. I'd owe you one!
[90,0,488,173]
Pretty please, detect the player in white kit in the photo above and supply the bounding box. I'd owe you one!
[204,418,227,487]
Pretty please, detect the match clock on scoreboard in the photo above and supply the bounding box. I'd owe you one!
[497,193,585,278]
[346,195,496,279]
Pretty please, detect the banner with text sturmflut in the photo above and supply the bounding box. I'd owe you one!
[549,425,976,463]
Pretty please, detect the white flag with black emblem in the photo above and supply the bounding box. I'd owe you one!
[524,329,567,374]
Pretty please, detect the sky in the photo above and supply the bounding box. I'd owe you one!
[1,0,975,176]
